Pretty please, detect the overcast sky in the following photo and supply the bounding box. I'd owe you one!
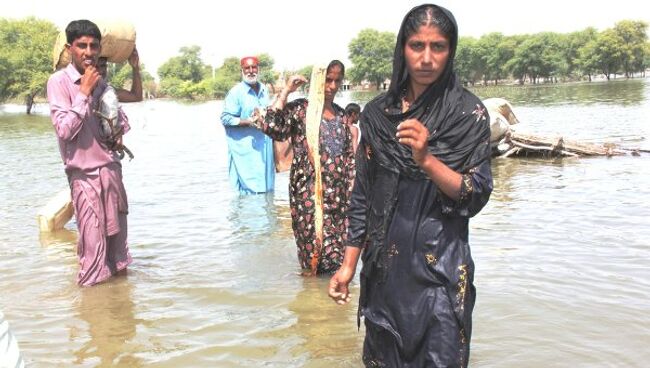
[3,0,649,76]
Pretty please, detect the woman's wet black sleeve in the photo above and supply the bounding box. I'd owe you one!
[346,140,370,247]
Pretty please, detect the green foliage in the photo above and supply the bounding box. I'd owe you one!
[157,45,214,99]
[588,29,625,79]
[501,32,570,83]
[158,45,209,83]
[476,33,513,84]
[158,77,204,99]
[105,61,154,96]
[207,74,237,99]
[257,53,278,87]
[3,16,647,105]
[348,29,395,89]
[612,20,649,76]
[644,41,650,73]
[208,57,242,98]
[107,62,129,88]
[216,57,243,82]
[456,36,481,85]
[564,28,598,78]
[454,21,648,84]
[0,17,58,107]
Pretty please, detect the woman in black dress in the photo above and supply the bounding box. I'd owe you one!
[328,4,493,367]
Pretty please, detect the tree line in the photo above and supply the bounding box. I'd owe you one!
[455,20,649,85]
[0,17,648,111]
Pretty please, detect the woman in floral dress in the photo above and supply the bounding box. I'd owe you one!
[253,60,355,275]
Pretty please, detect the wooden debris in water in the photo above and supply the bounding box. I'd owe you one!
[498,131,635,158]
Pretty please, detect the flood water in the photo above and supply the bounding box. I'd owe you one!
[1,79,649,367]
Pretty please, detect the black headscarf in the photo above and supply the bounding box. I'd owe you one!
[361,4,490,179]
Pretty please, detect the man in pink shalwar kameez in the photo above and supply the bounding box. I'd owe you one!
[47,19,132,286]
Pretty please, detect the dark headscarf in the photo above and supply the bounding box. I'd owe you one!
[361,4,490,179]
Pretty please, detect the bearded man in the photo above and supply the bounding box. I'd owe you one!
[220,56,274,194]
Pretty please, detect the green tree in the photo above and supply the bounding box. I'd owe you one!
[536,32,567,82]
[612,20,649,77]
[157,45,212,99]
[505,35,538,84]
[207,56,242,98]
[348,29,395,89]
[158,45,209,83]
[505,32,565,84]
[476,33,514,85]
[643,41,650,77]
[0,17,58,114]
[105,61,154,97]
[456,36,481,85]
[584,29,624,80]
[257,53,278,92]
[564,28,598,79]
[215,57,242,82]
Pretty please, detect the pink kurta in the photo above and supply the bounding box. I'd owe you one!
[47,64,132,286]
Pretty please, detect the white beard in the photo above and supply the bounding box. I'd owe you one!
[242,71,258,85]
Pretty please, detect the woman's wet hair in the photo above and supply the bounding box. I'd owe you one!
[65,19,102,44]
[327,60,345,78]
[401,6,455,46]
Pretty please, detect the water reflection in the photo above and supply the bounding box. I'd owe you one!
[490,156,579,203]
[285,277,363,367]
[472,79,646,106]
[73,279,143,367]
[226,193,279,244]
[39,228,77,248]
[348,79,647,108]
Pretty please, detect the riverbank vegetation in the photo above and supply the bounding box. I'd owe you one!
[0,17,647,109]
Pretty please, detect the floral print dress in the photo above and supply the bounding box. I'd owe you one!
[256,99,355,274]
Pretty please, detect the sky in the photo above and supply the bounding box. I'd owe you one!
[3,0,649,78]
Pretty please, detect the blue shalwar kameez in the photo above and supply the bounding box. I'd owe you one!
[220,81,274,194]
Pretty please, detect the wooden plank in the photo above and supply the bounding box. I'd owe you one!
[37,189,74,232]
[305,65,327,275]
[507,132,627,156]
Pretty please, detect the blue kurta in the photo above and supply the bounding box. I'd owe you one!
[220,81,274,194]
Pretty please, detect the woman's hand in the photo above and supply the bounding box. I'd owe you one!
[396,118,430,166]
[273,75,308,111]
[284,75,308,94]
[328,265,355,305]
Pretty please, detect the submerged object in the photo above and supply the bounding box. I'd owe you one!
[37,189,73,232]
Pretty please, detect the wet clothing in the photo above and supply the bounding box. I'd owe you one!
[352,150,491,367]
[47,64,132,286]
[220,81,274,194]
[68,164,131,286]
[258,99,355,274]
[347,4,493,367]
[47,64,129,172]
